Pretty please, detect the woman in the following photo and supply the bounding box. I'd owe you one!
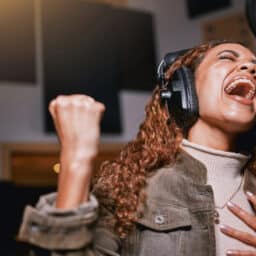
[19,40,256,256]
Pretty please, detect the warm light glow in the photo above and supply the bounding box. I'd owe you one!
[53,163,60,174]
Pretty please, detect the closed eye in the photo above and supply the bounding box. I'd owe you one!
[219,55,236,61]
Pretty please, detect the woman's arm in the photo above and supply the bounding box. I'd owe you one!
[18,95,121,255]
[19,192,120,256]
[49,94,105,208]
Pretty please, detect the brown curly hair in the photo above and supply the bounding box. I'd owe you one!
[93,40,256,238]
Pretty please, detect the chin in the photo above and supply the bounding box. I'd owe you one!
[222,112,255,133]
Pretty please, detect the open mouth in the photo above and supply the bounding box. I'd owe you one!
[224,77,256,103]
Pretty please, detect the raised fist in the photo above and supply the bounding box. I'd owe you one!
[49,94,105,161]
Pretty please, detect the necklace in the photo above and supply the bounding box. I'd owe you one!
[213,174,244,224]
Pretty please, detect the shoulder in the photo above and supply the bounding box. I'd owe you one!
[146,149,207,192]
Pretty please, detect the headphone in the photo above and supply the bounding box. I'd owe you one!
[157,49,199,129]
[246,0,256,37]
[157,49,256,152]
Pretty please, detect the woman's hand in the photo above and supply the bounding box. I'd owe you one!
[49,94,105,160]
[49,94,105,208]
[220,191,256,255]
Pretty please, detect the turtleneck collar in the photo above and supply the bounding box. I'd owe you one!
[181,139,250,207]
[181,139,249,162]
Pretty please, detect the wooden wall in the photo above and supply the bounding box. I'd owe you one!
[86,0,128,7]
[2,143,123,186]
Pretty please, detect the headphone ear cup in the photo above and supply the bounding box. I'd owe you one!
[167,66,199,129]
[157,49,199,129]
[181,66,199,128]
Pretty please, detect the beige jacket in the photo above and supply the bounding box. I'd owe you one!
[18,150,256,256]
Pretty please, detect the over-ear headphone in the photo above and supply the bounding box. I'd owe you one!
[157,49,199,129]
[157,48,256,153]
[246,0,256,37]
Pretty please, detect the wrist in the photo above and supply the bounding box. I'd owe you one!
[60,148,95,166]
[58,159,94,181]
[57,171,91,207]
[56,160,93,209]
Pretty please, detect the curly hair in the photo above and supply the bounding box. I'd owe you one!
[93,40,256,238]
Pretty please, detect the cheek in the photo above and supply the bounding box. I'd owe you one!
[195,73,224,118]
[196,78,220,108]
[197,93,225,126]
[197,93,218,116]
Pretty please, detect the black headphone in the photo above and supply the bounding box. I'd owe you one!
[157,49,199,129]
[157,49,256,153]
[246,0,256,37]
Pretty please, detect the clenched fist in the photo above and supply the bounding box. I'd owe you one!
[49,94,105,161]
[49,94,105,208]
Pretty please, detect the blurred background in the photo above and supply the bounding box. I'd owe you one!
[0,0,255,255]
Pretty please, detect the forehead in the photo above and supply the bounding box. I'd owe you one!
[205,43,256,59]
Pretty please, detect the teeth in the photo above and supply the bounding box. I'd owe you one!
[226,78,255,92]
[225,78,256,100]
[245,89,255,99]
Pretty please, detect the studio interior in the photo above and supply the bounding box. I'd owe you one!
[0,0,256,255]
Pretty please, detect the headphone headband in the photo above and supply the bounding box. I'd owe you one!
[157,49,189,87]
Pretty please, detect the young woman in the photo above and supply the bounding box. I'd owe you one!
[19,41,256,256]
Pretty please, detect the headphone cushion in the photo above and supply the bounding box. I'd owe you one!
[169,66,199,129]
[181,66,199,126]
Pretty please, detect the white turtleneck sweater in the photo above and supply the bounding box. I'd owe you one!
[181,139,255,255]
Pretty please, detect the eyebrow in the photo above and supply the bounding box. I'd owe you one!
[217,49,256,64]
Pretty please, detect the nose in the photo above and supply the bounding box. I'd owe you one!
[238,62,256,78]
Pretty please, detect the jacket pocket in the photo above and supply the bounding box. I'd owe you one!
[132,202,192,256]
[136,201,192,231]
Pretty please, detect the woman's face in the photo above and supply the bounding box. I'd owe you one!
[195,43,256,134]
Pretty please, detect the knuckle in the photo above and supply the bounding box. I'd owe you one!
[56,95,69,107]
[232,229,240,237]
[71,94,95,101]
[87,96,95,102]
[97,102,105,111]
[48,100,56,111]
[240,209,246,216]
[82,99,95,108]
[71,99,84,108]
[56,95,65,101]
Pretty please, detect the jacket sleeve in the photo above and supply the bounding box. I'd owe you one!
[18,192,121,256]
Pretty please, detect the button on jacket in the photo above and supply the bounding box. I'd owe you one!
[18,150,256,256]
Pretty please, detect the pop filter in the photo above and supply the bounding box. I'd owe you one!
[246,0,256,37]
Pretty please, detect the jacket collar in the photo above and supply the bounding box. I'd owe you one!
[176,149,256,193]
[173,149,208,185]
[244,168,256,194]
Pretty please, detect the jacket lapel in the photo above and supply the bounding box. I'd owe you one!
[243,168,256,194]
